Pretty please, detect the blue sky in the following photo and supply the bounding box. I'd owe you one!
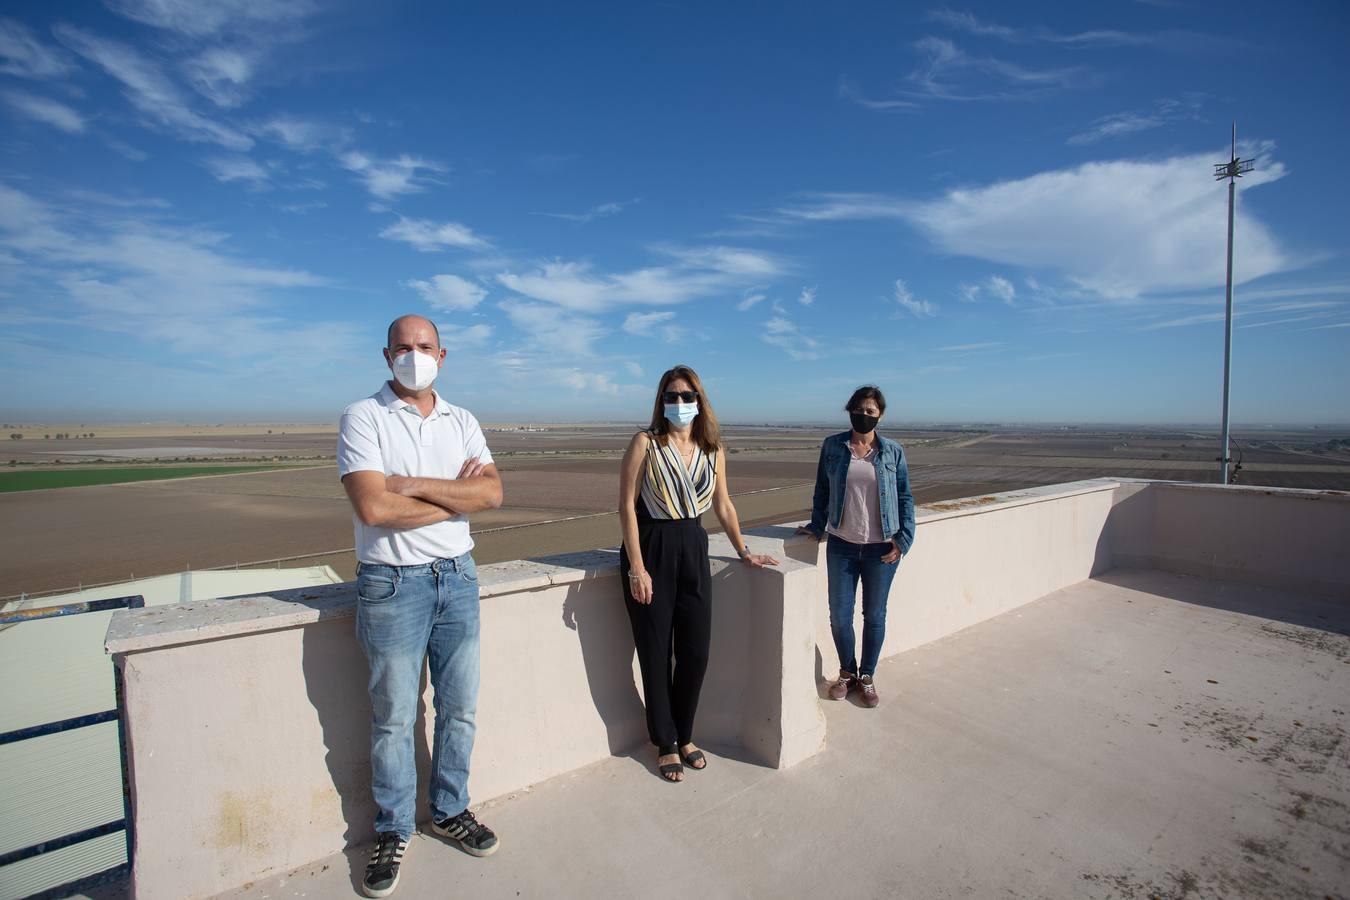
[1,1,1347,425]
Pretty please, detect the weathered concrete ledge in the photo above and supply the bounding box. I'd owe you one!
[105,535,800,655]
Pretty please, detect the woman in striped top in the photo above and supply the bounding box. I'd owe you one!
[618,365,779,782]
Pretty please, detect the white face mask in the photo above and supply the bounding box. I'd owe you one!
[664,402,698,428]
[390,350,440,391]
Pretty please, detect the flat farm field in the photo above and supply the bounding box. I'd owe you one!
[3,423,1348,597]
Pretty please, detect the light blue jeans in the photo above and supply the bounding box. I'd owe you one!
[355,554,481,840]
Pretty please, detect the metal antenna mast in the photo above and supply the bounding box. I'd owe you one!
[1214,122,1254,485]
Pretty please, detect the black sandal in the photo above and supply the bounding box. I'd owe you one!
[657,745,683,782]
[679,747,707,770]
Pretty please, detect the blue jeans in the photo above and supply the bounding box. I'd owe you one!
[826,535,899,677]
[355,554,481,839]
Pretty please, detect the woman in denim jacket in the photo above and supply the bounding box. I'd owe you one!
[797,386,915,707]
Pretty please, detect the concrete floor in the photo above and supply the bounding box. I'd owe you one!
[220,570,1350,900]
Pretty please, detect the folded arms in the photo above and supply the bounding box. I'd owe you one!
[342,458,503,529]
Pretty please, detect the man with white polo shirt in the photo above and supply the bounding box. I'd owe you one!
[337,314,504,898]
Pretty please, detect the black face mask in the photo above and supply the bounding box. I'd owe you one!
[849,412,879,434]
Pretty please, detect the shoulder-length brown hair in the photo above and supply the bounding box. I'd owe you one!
[646,365,721,453]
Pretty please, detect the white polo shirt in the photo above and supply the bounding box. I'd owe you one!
[337,382,494,565]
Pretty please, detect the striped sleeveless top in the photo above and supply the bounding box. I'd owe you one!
[638,431,718,520]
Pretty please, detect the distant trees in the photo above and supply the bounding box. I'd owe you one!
[8,433,21,440]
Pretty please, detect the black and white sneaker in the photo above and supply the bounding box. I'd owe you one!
[362,832,407,898]
[431,809,499,857]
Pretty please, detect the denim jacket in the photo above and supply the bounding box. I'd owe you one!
[807,431,916,553]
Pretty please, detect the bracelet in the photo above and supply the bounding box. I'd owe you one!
[627,571,644,580]
[737,547,750,558]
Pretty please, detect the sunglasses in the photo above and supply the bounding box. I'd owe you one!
[662,390,699,404]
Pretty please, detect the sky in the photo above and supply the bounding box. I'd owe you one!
[1,0,1347,426]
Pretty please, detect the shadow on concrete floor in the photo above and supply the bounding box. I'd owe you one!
[1097,567,1350,637]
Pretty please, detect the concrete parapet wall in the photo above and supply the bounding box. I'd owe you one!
[1138,483,1350,598]
[105,479,1350,898]
[106,533,823,900]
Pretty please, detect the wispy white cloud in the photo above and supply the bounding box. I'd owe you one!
[438,322,494,347]
[847,36,1086,110]
[926,8,1151,47]
[556,369,622,395]
[1068,95,1206,146]
[532,198,638,224]
[407,274,487,311]
[774,192,908,222]
[1238,312,1340,329]
[340,151,445,200]
[736,292,767,312]
[183,46,255,108]
[381,217,491,252]
[499,299,606,356]
[102,1,321,113]
[104,136,149,161]
[762,316,821,360]
[255,114,350,152]
[1142,311,1228,330]
[954,275,1017,304]
[0,182,341,360]
[278,200,327,214]
[203,154,269,186]
[105,0,317,39]
[1,88,85,133]
[837,77,919,111]
[622,310,676,336]
[64,188,169,209]
[799,285,817,306]
[54,24,252,149]
[655,245,784,277]
[1070,112,1163,146]
[924,8,1239,51]
[495,246,784,314]
[0,19,75,79]
[986,275,1016,304]
[906,36,1086,102]
[894,280,938,317]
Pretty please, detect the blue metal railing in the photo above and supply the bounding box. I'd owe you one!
[0,594,144,898]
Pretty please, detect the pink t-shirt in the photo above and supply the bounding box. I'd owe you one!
[826,445,885,545]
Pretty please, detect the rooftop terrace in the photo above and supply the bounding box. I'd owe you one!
[69,480,1350,897]
[223,568,1350,899]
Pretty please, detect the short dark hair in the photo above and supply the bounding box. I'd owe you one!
[386,315,440,349]
[845,385,886,414]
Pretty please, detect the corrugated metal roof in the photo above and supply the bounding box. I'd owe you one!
[0,567,343,900]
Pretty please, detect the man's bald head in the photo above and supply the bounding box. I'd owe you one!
[387,315,440,350]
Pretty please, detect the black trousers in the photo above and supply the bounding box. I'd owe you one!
[619,516,713,753]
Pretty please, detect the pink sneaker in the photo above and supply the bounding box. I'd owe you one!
[828,672,857,700]
[859,675,879,708]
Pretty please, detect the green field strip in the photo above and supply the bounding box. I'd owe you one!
[0,466,295,493]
